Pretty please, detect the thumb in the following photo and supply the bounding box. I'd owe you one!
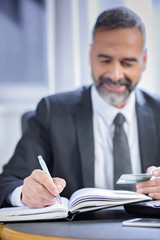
[146,166,157,174]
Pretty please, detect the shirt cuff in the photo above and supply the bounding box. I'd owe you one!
[7,185,26,207]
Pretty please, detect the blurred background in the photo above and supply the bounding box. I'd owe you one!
[0,0,160,172]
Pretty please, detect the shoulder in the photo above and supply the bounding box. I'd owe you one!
[36,85,92,113]
[48,85,91,106]
[136,88,160,108]
[28,85,92,130]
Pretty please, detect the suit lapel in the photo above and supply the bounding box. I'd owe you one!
[136,90,157,172]
[75,86,94,187]
[75,87,157,186]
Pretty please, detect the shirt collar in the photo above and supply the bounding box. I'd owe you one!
[91,84,136,126]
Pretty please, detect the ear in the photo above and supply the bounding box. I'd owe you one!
[89,44,93,65]
[141,48,147,71]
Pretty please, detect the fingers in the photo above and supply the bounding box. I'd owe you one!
[146,166,160,176]
[53,177,66,193]
[31,170,59,196]
[136,166,160,200]
[152,167,160,177]
[22,184,57,208]
[146,166,157,174]
[136,184,160,200]
[22,170,66,208]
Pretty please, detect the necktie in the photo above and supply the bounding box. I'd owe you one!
[113,113,132,190]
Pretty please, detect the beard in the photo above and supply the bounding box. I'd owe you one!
[94,76,136,106]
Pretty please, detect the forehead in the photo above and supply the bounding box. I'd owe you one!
[93,27,144,54]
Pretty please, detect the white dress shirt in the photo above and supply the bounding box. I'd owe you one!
[8,84,141,206]
[91,85,141,190]
[7,185,25,207]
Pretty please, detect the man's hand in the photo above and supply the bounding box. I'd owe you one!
[22,170,66,208]
[136,166,160,199]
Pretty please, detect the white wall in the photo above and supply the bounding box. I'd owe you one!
[0,108,21,171]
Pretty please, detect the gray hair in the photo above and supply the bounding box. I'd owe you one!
[93,7,146,47]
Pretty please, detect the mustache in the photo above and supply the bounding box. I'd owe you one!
[98,77,131,87]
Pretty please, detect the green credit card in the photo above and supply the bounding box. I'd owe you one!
[116,173,152,184]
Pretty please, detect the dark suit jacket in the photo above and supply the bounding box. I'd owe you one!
[0,85,160,207]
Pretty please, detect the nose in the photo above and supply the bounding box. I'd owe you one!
[107,62,124,82]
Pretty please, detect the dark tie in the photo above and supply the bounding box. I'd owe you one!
[113,113,132,190]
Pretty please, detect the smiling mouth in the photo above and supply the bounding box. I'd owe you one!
[103,82,126,92]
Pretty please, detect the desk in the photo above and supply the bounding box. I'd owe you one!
[0,207,160,240]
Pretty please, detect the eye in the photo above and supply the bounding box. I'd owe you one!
[121,61,132,67]
[100,59,111,64]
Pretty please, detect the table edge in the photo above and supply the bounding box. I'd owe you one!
[0,223,86,240]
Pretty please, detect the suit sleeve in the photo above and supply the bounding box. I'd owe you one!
[0,97,53,207]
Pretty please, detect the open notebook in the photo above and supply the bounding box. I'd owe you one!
[0,188,151,222]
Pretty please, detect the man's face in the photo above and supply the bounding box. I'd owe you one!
[90,27,147,108]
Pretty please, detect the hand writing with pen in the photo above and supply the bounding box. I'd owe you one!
[22,156,66,208]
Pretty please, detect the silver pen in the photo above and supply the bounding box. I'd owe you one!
[38,155,62,204]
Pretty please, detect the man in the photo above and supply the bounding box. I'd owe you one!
[0,7,160,209]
